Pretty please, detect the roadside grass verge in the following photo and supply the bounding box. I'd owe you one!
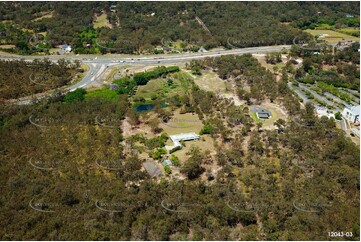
[84,88,118,101]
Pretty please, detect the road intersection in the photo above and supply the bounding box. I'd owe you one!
[1,45,290,104]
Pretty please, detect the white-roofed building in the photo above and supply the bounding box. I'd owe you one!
[342,105,360,123]
[60,45,72,53]
[169,132,200,148]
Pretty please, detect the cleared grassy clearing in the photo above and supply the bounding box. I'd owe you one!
[250,112,261,122]
[0,44,15,49]
[93,12,112,29]
[250,104,285,129]
[84,88,118,101]
[304,29,359,43]
[32,12,54,22]
[336,27,360,36]
[253,55,286,72]
[160,111,203,135]
[135,78,164,99]
[134,71,192,100]
[193,71,227,93]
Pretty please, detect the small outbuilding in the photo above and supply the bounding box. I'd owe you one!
[60,45,72,53]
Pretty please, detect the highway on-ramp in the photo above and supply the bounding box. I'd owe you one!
[0,45,290,104]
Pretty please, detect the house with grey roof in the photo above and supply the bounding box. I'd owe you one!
[255,109,272,119]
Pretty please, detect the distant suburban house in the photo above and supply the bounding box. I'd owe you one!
[169,132,200,147]
[60,45,72,53]
[255,109,272,119]
[342,105,360,123]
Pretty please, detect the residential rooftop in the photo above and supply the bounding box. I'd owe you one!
[169,132,200,147]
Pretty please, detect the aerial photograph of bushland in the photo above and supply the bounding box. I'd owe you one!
[0,1,360,241]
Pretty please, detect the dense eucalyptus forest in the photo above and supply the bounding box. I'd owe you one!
[0,1,360,241]
[0,59,80,101]
[0,1,359,54]
[0,54,359,240]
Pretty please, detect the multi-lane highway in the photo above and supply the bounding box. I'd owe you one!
[0,45,290,104]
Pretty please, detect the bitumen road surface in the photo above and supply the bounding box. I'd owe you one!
[0,45,291,104]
